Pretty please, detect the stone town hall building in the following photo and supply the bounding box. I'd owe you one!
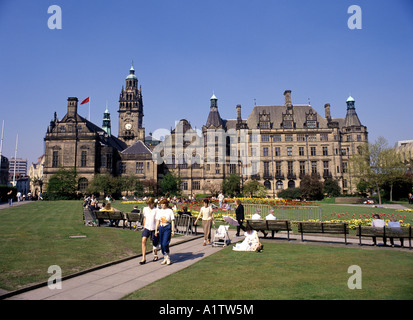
[43,65,368,196]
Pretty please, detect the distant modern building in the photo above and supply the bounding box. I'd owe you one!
[9,157,27,176]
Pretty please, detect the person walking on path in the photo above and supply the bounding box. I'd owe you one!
[218,193,224,208]
[234,199,246,236]
[155,199,175,265]
[140,197,160,265]
[194,198,215,246]
[7,190,13,207]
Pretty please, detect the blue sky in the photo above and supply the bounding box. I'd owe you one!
[0,0,412,165]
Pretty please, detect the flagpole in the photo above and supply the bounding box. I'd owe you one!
[89,97,91,121]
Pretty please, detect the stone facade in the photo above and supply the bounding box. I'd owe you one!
[43,65,368,196]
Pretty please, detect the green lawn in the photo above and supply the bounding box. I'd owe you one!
[1,199,412,298]
[123,242,413,300]
[0,200,143,291]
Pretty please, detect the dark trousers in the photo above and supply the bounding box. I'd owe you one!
[159,224,172,255]
[236,219,245,235]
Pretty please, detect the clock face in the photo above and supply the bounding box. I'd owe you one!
[125,123,132,130]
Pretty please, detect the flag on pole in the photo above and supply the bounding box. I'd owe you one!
[80,97,90,105]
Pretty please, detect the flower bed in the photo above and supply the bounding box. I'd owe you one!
[322,212,410,229]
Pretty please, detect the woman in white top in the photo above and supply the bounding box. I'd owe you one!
[233,224,261,251]
[155,199,175,265]
[194,199,215,246]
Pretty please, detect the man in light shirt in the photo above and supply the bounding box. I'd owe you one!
[140,197,160,264]
[265,209,276,220]
[371,213,386,246]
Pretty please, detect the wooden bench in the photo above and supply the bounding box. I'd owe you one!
[94,210,126,228]
[297,222,349,244]
[124,212,144,230]
[246,219,292,240]
[175,214,197,235]
[356,225,412,248]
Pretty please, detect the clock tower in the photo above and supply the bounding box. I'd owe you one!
[118,63,145,146]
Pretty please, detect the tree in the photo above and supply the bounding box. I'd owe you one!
[160,172,181,196]
[299,174,324,200]
[46,167,77,199]
[203,181,222,197]
[243,180,265,197]
[323,177,341,197]
[350,137,404,204]
[222,174,241,197]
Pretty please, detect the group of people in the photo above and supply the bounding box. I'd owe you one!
[371,213,405,247]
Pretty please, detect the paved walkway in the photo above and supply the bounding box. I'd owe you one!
[4,226,410,300]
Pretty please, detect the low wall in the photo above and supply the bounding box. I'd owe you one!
[335,197,364,204]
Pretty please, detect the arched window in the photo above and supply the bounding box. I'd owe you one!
[276,180,283,190]
[264,180,271,190]
[288,180,295,189]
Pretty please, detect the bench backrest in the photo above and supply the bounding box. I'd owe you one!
[247,219,291,231]
[126,212,142,223]
[356,226,412,238]
[108,211,124,220]
[298,222,348,234]
[95,211,111,219]
[175,214,195,226]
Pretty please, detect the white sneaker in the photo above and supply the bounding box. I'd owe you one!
[166,257,171,265]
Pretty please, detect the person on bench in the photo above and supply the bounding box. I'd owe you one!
[388,216,404,247]
[371,214,386,246]
[100,202,117,227]
[251,209,267,237]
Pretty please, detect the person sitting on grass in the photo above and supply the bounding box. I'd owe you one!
[232,224,261,252]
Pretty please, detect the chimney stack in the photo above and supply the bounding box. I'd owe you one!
[284,90,292,107]
[236,104,242,122]
[67,97,78,118]
[324,103,331,121]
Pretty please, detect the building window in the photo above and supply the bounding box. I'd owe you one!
[81,151,87,167]
[276,180,283,190]
[260,122,269,129]
[136,162,144,174]
[275,147,280,157]
[287,147,292,156]
[181,181,188,190]
[285,134,293,142]
[263,147,269,157]
[320,134,328,141]
[307,121,316,128]
[297,134,305,142]
[264,180,271,190]
[322,146,328,156]
[264,162,270,177]
[275,161,282,176]
[311,161,318,174]
[308,134,317,142]
[273,135,281,142]
[323,161,330,177]
[52,151,59,168]
[261,135,269,142]
[310,146,316,156]
[342,162,348,173]
[78,178,88,192]
[299,147,305,156]
[357,135,362,142]
[106,154,112,169]
[300,161,306,175]
[193,181,201,190]
[119,162,126,174]
[287,161,294,175]
[283,121,293,129]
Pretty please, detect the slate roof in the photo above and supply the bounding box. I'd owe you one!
[246,104,329,129]
[121,140,152,155]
